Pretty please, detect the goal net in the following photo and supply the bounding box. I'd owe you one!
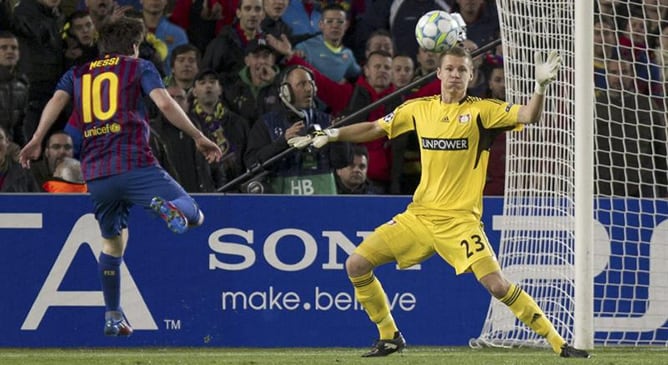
[472,0,668,348]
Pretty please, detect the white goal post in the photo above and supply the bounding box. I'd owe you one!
[472,0,668,349]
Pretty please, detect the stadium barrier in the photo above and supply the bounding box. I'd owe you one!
[0,195,665,347]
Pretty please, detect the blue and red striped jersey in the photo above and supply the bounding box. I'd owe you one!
[59,54,163,180]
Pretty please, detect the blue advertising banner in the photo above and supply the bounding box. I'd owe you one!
[1,195,666,347]
[0,195,500,348]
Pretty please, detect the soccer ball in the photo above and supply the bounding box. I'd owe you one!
[415,10,461,53]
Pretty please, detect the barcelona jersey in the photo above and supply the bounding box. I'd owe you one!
[59,55,163,180]
[377,95,522,219]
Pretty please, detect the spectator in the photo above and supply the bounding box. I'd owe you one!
[42,156,88,193]
[0,125,40,192]
[12,0,67,140]
[201,0,265,78]
[295,3,360,82]
[222,38,282,127]
[84,0,133,30]
[0,31,29,147]
[657,23,668,97]
[163,43,200,93]
[63,10,100,68]
[594,17,617,92]
[151,85,225,192]
[244,65,339,194]
[482,61,507,196]
[124,9,170,77]
[261,0,293,41]
[281,0,321,38]
[141,0,189,75]
[335,144,378,194]
[595,58,668,197]
[170,0,232,53]
[148,86,182,182]
[363,29,395,62]
[0,0,12,30]
[617,4,663,96]
[353,0,450,65]
[391,54,415,88]
[451,0,499,48]
[190,69,249,183]
[414,46,439,80]
[28,130,74,190]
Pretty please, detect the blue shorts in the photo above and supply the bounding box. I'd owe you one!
[87,165,197,238]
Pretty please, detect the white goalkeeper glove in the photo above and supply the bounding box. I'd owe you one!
[534,50,562,95]
[287,128,340,149]
[287,135,313,149]
[311,128,339,148]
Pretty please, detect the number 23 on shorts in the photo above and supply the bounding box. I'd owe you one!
[460,234,488,258]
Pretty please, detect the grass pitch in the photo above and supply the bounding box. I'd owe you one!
[1,347,667,365]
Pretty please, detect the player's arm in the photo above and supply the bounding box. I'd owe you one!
[517,50,562,124]
[149,88,223,163]
[19,90,71,167]
[32,90,71,142]
[288,121,387,149]
[334,121,387,143]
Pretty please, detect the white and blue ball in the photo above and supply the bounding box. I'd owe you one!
[415,10,460,53]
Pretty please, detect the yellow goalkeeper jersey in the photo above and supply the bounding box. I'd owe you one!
[378,95,522,219]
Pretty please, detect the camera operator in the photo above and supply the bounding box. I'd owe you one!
[244,65,345,194]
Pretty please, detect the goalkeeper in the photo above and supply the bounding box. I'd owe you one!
[289,46,590,358]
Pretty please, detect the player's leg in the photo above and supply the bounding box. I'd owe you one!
[348,212,435,357]
[128,166,203,233]
[472,259,589,358]
[99,230,133,336]
[346,246,398,344]
[88,176,133,336]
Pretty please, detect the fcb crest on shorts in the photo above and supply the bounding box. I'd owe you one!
[458,114,471,123]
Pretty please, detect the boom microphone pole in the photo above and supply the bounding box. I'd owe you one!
[218,38,502,193]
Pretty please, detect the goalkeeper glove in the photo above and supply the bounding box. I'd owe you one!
[288,128,339,149]
[287,128,340,149]
[311,128,339,148]
[534,50,562,95]
[287,135,313,149]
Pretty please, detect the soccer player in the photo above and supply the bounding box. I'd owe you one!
[289,46,590,358]
[19,16,222,336]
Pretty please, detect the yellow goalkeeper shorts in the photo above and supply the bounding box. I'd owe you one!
[354,210,499,275]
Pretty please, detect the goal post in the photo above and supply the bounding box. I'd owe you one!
[574,0,594,350]
[473,0,668,349]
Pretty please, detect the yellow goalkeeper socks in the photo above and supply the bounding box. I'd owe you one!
[500,283,566,354]
[350,271,398,339]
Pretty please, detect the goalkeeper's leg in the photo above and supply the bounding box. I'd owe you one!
[472,258,567,354]
[347,226,409,344]
[347,253,398,340]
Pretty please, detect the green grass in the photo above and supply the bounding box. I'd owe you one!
[1,347,667,365]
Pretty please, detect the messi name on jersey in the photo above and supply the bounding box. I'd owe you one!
[421,137,469,151]
[89,56,120,70]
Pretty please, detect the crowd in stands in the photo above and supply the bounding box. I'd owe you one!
[0,0,665,197]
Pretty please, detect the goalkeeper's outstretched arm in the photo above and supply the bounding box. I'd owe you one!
[289,120,387,149]
[312,121,387,148]
[335,121,387,143]
[517,50,562,125]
